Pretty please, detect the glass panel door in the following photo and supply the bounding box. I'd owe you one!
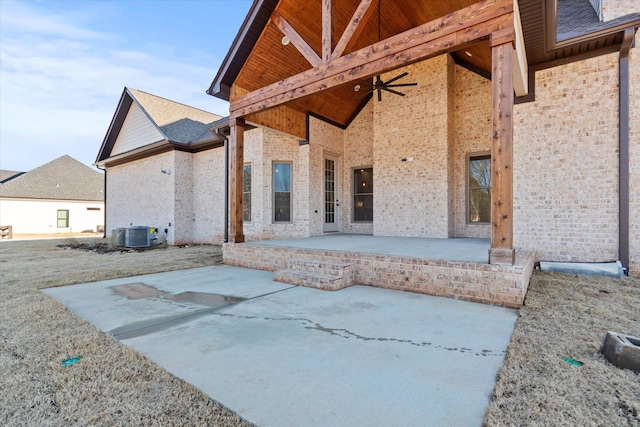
[323,156,339,232]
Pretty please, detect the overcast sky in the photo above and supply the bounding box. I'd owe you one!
[0,0,252,172]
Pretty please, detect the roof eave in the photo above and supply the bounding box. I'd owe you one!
[207,0,280,101]
[95,137,228,168]
[95,139,171,168]
[95,87,131,164]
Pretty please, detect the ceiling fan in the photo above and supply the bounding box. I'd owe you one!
[370,72,417,102]
[362,0,417,101]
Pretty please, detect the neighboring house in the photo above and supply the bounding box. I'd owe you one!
[0,156,104,235]
[97,0,639,277]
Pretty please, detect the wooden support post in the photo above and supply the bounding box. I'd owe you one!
[489,40,515,265]
[229,118,245,243]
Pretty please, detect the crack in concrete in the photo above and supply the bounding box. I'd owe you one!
[213,312,506,357]
[109,284,505,357]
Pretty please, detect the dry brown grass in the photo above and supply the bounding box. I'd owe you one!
[2,239,639,426]
[485,271,640,426]
[0,238,252,427]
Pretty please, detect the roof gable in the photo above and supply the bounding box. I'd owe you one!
[111,101,164,156]
[96,88,223,164]
[209,0,639,124]
[0,155,104,201]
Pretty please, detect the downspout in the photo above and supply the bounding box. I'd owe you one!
[214,127,230,243]
[96,164,107,239]
[619,28,635,273]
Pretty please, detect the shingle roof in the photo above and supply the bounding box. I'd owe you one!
[0,170,24,183]
[557,0,640,41]
[128,88,222,144]
[96,88,225,164]
[0,156,104,201]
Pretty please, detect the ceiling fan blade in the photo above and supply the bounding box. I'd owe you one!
[383,72,409,85]
[386,82,418,88]
[356,88,375,99]
[382,87,406,97]
[377,87,382,102]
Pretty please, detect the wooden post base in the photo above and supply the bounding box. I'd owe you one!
[489,247,515,265]
[230,234,245,244]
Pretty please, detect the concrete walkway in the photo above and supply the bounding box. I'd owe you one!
[43,265,517,427]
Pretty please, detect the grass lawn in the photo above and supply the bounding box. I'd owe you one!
[0,238,252,426]
[485,271,639,426]
[1,238,638,426]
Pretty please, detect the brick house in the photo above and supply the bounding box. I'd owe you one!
[97,0,639,305]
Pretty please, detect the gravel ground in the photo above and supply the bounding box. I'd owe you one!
[1,238,638,426]
[0,238,252,427]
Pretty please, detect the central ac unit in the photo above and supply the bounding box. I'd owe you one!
[124,226,156,248]
[112,228,126,247]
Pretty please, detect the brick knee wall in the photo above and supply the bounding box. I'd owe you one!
[223,243,535,308]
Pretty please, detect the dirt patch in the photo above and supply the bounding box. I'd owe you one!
[0,238,250,426]
[56,240,199,254]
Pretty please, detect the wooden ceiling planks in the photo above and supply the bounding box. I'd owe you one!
[233,0,501,130]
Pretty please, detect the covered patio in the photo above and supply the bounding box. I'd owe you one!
[213,0,528,266]
[224,235,535,307]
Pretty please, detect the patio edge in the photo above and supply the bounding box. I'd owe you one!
[223,242,535,308]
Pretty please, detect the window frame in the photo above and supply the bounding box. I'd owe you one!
[243,163,252,223]
[352,166,373,223]
[272,161,293,223]
[57,209,69,228]
[466,152,492,225]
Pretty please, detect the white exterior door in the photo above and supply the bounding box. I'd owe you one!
[323,155,340,232]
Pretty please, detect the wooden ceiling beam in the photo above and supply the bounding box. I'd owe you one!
[332,0,377,60]
[322,0,332,63]
[231,0,514,118]
[272,11,322,68]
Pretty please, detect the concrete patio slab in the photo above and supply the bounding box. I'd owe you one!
[251,234,490,263]
[44,265,518,427]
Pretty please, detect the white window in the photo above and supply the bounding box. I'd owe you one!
[57,210,69,228]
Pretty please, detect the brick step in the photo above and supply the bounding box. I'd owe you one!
[286,258,353,275]
[274,259,354,291]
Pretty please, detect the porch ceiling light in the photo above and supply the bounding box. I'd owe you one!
[464,50,473,57]
[354,84,361,92]
[281,36,290,46]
